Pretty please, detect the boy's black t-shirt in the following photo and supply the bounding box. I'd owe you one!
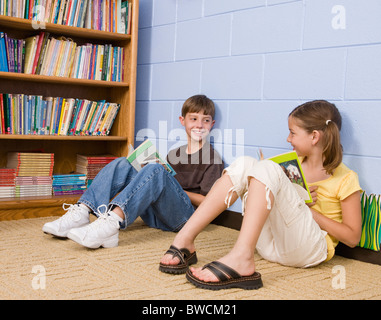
[166,143,224,196]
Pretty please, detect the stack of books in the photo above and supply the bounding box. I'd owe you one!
[6,152,54,197]
[0,0,132,34]
[76,154,117,186]
[0,168,16,198]
[0,93,120,136]
[0,31,125,82]
[7,152,54,176]
[15,176,53,197]
[52,173,87,196]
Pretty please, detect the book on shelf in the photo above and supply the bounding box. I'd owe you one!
[0,93,120,136]
[266,150,312,203]
[0,0,133,34]
[127,140,176,176]
[0,32,9,72]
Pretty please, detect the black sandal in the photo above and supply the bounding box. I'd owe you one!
[159,245,198,274]
[186,260,263,290]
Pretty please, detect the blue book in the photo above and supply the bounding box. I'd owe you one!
[0,32,9,72]
[69,0,78,26]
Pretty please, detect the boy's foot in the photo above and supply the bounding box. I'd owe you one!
[42,203,90,238]
[67,209,122,249]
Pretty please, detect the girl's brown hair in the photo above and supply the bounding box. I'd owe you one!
[181,95,215,119]
[289,100,343,174]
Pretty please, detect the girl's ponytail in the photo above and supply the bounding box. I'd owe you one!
[322,119,342,174]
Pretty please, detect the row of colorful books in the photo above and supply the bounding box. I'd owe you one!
[0,31,125,82]
[0,93,120,136]
[0,0,132,34]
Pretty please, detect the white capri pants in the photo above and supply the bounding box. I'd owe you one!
[224,156,328,268]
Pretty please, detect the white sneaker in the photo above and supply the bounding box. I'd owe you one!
[67,205,122,249]
[42,203,90,238]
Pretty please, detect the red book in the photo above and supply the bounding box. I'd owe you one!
[31,32,45,75]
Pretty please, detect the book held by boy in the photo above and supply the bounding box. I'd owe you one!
[267,150,313,203]
[126,140,176,176]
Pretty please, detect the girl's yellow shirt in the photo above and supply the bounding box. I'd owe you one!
[308,162,362,261]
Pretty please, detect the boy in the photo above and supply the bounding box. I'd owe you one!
[42,94,224,249]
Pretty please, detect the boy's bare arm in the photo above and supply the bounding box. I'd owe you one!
[185,191,205,207]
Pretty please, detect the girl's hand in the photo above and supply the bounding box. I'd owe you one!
[307,185,318,207]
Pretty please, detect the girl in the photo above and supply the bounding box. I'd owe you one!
[159,100,362,290]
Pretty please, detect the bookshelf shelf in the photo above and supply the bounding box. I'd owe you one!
[0,134,127,141]
[0,15,131,42]
[0,71,129,87]
[0,1,139,220]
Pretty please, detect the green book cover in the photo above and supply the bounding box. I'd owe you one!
[127,139,176,176]
[268,151,312,203]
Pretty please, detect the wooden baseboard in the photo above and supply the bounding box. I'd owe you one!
[0,195,80,221]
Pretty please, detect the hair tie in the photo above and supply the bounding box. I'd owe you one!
[326,120,332,126]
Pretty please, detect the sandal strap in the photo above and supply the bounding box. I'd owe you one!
[165,245,189,265]
[202,261,241,281]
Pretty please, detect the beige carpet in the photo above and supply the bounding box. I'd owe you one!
[1,216,381,300]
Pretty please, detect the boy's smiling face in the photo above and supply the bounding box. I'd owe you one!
[180,112,215,144]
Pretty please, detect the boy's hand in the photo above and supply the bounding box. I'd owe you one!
[307,185,318,207]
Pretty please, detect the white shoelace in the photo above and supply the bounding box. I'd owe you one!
[60,203,83,222]
[87,204,118,231]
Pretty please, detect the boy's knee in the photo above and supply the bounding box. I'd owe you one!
[141,163,166,174]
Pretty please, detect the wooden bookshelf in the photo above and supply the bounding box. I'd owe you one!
[0,0,139,221]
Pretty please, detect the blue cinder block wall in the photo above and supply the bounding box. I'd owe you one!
[135,0,381,212]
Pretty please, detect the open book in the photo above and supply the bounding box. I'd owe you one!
[126,140,176,176]
[267,151,312,203]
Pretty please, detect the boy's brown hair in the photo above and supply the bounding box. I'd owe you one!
[289,100,343,175]
[181,95,215,119]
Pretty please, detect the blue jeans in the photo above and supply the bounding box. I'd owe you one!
[79,157,194,231]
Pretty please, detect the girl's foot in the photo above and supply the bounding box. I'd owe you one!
[160,239,196,266]
[189,251,256,282]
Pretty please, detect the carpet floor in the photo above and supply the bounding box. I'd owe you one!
[1,216,381,300]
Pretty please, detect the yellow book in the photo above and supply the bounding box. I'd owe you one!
[96,45,104,80]
[57,98,67,135]
[54,38,66,76]
[82,101,97,135]
[66,42,77,78]
[24,35,38,74]
[98,103,112,134]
